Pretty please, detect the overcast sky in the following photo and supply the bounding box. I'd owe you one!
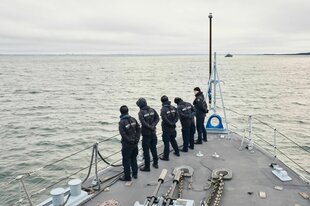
[0,0,309,54]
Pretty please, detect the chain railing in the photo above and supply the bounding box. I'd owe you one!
[3,109,309,205]
[1,134,122,206]
[3,130,168,206]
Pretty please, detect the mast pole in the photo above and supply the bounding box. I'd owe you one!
[208,13,213,104]
[209,13,213,78]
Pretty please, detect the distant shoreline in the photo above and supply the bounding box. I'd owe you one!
[0,52,309,56]
[261,52,310,55]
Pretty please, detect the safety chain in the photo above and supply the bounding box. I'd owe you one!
[203,174,225,206]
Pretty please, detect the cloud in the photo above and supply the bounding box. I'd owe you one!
[0,0,309,54]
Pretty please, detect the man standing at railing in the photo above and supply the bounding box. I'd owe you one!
[118,105,141,181]
[159,95,180,161]
[174,97,196,152]
[136,98,160,171]
[193,87,208,144]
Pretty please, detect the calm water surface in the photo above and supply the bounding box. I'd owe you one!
[0,55,309,205]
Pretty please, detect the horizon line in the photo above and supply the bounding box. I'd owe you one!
[0,52,309,56]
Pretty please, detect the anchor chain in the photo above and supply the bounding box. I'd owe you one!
[178,173,184,198]
[164,185,173,199]
[205,180,217,206]
[203,174,225,206]
[164,171,184,203]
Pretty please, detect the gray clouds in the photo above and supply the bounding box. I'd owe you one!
[0,0,309,54]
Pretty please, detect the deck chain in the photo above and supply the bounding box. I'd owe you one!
[213,175,224,206]
[205,180,218,205]
[178,172,184,198]
[164,185,173,199]
[164,171,184,203]
[100,199,120,206]
[203,174,225,206]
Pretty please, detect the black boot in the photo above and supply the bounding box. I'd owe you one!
[173,152,180,156]
[140,167,150,172]
[160,156,169,161]
[194,140,202,144]
[119,175,131,181]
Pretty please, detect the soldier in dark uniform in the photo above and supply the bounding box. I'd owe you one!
[193,87,208,144]
[136,98,159,171]
[118,105,141,181]
[174,97,195,152]
[159,95,180,161]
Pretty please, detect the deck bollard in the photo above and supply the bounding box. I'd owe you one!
[50,188,65,206]
[68,179,82,196]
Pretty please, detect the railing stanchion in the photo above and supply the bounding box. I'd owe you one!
[16,175,33,206]
[273,128,277,160]
[239,129,246,150]
[247,115,254,151]
[94,142,100,190]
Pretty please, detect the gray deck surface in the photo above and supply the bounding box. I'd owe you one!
[84,133,310,206]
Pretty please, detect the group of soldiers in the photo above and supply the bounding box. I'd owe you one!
[118,87,209,181]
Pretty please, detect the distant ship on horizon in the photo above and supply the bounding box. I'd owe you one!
[225,53,233,57]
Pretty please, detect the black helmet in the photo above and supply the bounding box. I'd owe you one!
[120,105,129,115]
[161,95,169,103]
[174,97,182,104]
[194,87,201,92]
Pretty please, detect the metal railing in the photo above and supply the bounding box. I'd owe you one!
[1,134,122,206]
[3,110,309,205]
[224,106,310,181]
[3,131,167,206]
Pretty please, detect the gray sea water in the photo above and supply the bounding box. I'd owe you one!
[0,55,309,205]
